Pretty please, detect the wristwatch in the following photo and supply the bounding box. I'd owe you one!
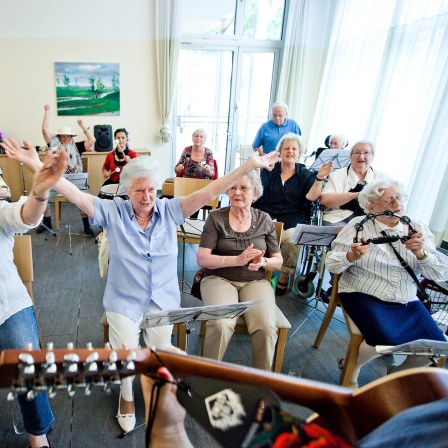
[418,249,428,260]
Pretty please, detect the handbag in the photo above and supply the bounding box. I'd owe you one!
[381,231,431,311]
[191,268,205,300]
[97,228,109,278]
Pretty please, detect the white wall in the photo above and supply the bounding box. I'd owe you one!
[0,0,173,180]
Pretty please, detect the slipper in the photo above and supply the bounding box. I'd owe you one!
[275,281,289,296]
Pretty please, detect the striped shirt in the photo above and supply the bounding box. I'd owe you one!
[325,216,448,303]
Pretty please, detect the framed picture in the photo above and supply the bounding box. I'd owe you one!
[54,62,120,116]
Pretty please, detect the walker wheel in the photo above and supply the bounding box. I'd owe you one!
[293,275,315,298]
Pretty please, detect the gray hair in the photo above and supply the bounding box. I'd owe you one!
[330,134,348,148]
[120,156,163,191]
[350,139,376,157]
[275,132,305,157]
[271,101,288,114]
[358,178,406,212]
[227,170,263,200]
[192,128,208,140]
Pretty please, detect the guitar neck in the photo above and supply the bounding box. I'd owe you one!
[2,347,448,444]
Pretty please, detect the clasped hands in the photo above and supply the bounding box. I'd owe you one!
[239,244,266,271]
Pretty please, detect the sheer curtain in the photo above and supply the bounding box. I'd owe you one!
[276,0,337,136]
[304,0,448,242]
[154,0,182,143]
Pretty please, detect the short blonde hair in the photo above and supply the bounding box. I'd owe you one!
[192,128,208,140]
[275,132,305,157]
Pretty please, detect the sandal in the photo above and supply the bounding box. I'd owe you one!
[275,281,289,296]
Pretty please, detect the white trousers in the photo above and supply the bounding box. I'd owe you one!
[106,302,173,401]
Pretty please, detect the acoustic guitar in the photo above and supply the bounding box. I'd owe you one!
[1,345,448,444]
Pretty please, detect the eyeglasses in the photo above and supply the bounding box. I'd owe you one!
[374,194,408,205]
[229,186,252,193]
[352,151,372,157]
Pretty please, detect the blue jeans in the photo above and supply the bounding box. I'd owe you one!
[0,306,54,436]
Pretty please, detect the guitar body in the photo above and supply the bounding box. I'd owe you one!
[1,347,448,444]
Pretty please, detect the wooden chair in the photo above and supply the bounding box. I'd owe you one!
[313,273,365,386]
[174,177,219,220]
[200,221,291,373]
[315,273,445,386]
[13,234,43,347]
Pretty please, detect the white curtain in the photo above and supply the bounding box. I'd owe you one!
[300,0,448,242]
[276,0,337,136]
[154,0,182,143]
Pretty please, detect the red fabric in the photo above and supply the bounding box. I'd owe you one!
[102,149,138,182]
[272,423,353,448]
[175,146,218,179]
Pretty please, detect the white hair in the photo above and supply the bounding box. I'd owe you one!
[358,178,406,212]
[120,156,163,190]
[350,139,376,157]
[271,101,288,114]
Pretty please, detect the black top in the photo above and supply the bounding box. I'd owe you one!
[253,162,316,230]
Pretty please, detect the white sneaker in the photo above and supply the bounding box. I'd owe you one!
[116,392,136,433]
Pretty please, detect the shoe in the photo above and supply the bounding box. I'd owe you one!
[387,363,397,375]
[275,281,289,296]
[320,290,330,304]
[36,216,52,234]
[116,392,136,432]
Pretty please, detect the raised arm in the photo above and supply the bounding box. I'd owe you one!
[305,161,334,202]
[2,138,95,217]
[180,151,280,218]
[77,119,95,151]
[41,104,52,144]
[21,149,68,225]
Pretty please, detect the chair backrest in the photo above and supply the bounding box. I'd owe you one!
[174,177,219,209]
[239,145,253,165]
[12,234,34,299]
[332,273,363,336]
[211,159,218,180]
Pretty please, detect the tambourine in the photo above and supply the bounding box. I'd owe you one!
[353,210,416,245]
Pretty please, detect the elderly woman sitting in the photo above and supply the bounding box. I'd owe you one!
[197,170,284,371]
[320,140,387,227]
[326,178,448,388]
[253,132,333,294]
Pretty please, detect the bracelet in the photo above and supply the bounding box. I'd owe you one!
[84,127,90,135]
[32,191,49,202]
[263,257,267,267]
[220,256,227,267]
[316,176,324,182]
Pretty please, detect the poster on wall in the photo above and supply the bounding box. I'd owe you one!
[54,62,120,116]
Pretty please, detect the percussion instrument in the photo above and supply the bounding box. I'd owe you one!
[98,183,128,200]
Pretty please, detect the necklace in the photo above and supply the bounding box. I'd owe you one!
[135,211,153,222]
[230,208,251,224]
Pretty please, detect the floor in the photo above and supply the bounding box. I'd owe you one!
[0,203,395,448]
